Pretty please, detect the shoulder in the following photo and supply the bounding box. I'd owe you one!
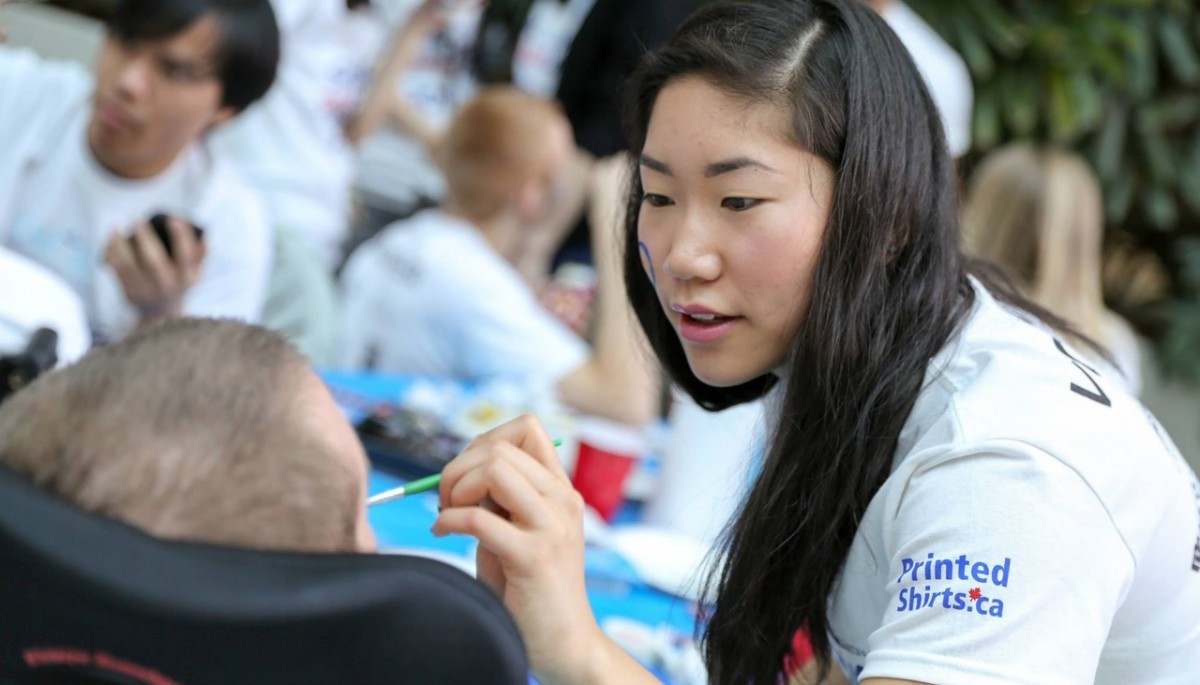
[0,47,92,117]
[894,283,1187,549]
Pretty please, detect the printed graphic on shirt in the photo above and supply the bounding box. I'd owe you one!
[895,552,1012,618]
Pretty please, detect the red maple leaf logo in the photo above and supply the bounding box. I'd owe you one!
[968,588,982,601]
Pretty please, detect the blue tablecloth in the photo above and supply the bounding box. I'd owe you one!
[326,371,702,681]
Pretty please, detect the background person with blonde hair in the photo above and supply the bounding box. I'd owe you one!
[338,86,657,425]
[963,143,1142,393]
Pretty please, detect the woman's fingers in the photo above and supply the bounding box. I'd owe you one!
[433,505,531,567]
[447,448,556,530]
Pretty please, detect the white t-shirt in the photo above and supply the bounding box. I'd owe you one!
[338,209,588,384]
[0,247,90,365]
[214,0,382,269]
[882,1,974,158]
[510,0,597,97]
[0,47,272,342]
[353,2,481,212]
[827,279,1200,684]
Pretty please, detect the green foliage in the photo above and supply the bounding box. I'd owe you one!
[909,0,1200,382]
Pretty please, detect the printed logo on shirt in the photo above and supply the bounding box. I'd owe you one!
[895,552,1011,618]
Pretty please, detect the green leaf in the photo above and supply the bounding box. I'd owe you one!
[972,84,1002,150]
[1104,167,1135,224]
[966,0,1025,56]
[1002,69,1041,136]
[1158,14,1200,85]
[1137,109,1177,183]
[1047,69,1079,141]
[1126,15,1158,100]
[952,11,996,80]
[1143,186,1179,230]
[1093,101,1128,180]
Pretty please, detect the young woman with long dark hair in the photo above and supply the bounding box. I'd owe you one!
[432,1,1200,683]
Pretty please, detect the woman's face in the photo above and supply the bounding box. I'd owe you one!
[637,76,835,387]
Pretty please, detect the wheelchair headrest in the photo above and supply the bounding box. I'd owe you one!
[0,465,527,684]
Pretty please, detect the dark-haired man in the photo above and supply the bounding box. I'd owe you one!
[0,0,281,342]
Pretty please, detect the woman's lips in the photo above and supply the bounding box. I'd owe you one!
[676,311,742,343]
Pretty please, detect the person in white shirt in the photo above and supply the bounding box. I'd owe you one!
[0,0,90,366]
[340,86,657,424]
[0,0,279,343]
[868,0,973,159]
[418,3,1200,685]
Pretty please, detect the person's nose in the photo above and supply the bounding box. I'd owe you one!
[114,54,153,102]
[662,210,721,282]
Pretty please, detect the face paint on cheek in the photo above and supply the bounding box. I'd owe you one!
[638,240,657,285]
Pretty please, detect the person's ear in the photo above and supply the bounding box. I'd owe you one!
[515,178,548,221]
[207,105,238,132]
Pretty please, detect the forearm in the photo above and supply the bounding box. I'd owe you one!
[536,629,663,685]
[557,181,658,424]
[348,6,438,144]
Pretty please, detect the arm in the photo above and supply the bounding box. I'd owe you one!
[345,0,443,146]
[434,416,663,685]
[556,156,660,424]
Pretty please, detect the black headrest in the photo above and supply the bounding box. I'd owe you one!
[0,465,527,684]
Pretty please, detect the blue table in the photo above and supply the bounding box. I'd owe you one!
[325,372,702,681]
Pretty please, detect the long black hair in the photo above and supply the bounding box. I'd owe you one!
[623,1,974,682]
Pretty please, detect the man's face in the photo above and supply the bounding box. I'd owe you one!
[88,15,236,179]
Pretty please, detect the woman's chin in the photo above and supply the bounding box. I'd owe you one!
[686,356,770,388]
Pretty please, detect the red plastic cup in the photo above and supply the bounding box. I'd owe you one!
[570,419,644,522]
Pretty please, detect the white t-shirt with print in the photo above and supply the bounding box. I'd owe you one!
[214,0,383,269]
[882,1,974,158]
[827,279,1200,684]
[510,0,597,98]
[338,209,588,384]
[0,47,272,342]
[0,247,90,365]
[353,2,481,212]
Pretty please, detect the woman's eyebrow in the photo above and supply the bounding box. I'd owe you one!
[704,157,779,177]
[640,155,672,176]
[640,155,780,178]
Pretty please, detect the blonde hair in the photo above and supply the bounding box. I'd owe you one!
[434,86,567,222]
[0,318,361,553]
[964,144,1115,349]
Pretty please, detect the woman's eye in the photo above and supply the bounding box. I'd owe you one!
[721,197,761,211]
[642,193,674,208]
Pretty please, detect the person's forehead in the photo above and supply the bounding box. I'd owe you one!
[123,14,224,67]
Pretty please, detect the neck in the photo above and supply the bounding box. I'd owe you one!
[86,121,178,180]
[442,202,522,263]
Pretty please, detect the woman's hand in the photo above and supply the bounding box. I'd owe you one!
[433,415,605,684]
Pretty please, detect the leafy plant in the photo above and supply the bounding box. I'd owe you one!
[909,0,1200,381]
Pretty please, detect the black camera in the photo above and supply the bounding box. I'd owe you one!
[0,328,58,405]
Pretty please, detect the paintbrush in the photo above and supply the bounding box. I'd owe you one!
[367,439,564,507]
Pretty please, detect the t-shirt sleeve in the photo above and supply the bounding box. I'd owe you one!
[860,443,1134,685]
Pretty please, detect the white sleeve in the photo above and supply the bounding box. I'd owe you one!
[439,263,588,384]
[184,170,274,323]
[861,443,1133,685]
